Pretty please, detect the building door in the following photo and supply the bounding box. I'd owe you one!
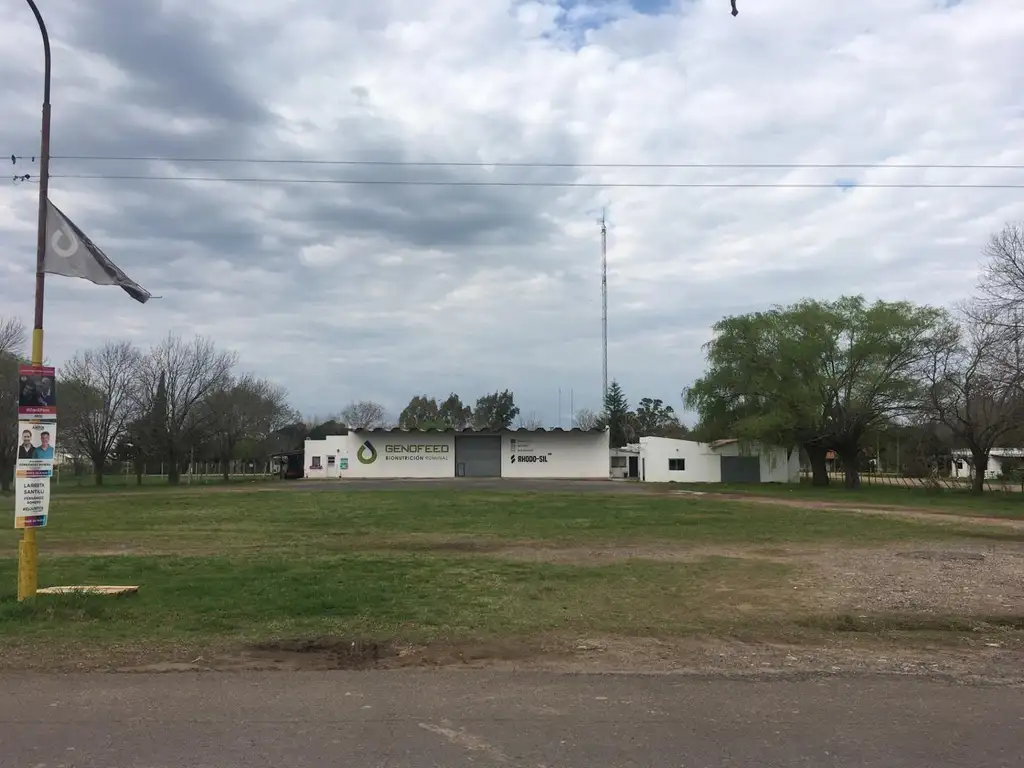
[455,435,501,477]
[628,456,639,478]
[720,455,761,483]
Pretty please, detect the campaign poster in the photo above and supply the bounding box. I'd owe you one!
[14,475,49,529]
[18,364,57,417]
[15,418,58,479]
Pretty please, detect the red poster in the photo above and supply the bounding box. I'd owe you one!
[17,364,57,417]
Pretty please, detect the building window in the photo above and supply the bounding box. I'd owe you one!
[311,456,322,469]
[668,458,685,471]
[611,456,627,468]
[327,455,336,466]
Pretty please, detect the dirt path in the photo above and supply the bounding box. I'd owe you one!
[676,491,1024,531]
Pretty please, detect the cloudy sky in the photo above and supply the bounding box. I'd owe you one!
[1,0,1022,425]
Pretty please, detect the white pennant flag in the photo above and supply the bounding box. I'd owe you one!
[43,200,153,303]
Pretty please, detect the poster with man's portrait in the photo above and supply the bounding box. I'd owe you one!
[18,364,57,417]
[16,419,58,477]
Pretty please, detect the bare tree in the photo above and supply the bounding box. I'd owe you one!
[573,408,600,430]
[340,400,388,429]
[138,334,237,484]
[0,317,26,358]
[975,223,1024,317]
[60,341,142,485]
[918,304,1024,494]
[205,374,294,480]
[516,412,544,430]
[0,318,27,493]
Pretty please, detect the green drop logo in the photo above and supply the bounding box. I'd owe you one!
[356,440,378,465]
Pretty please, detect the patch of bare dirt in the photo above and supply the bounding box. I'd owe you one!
[680,491,1024,530]
[95,634,1023,685]
[487,543,801,566]
[478,540,1024,619]
[792,542,1024,616]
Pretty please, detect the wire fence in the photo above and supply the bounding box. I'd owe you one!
[800,470,1024,494]
[51,460,280,488]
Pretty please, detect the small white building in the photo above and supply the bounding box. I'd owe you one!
[951,448,1023,480]
[629,436,800,484]
[609,446,640,479]
[304,427,610,480]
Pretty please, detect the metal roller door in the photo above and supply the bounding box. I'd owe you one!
[455,435,502,477]
[720,455,761,483]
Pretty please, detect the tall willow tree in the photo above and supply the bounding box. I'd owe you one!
[685,296,947,487]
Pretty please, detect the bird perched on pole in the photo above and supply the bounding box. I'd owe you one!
[731,0,739,15]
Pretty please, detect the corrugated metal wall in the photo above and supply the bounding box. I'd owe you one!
[455,435,502,477]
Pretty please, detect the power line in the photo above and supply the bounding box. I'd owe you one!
[11,154,1024,170]
[37,173,1024,189]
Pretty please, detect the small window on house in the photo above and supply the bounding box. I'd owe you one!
[311,456,322,469]
[327,455,336,466]
[668,458,685,471]
[611,456,627,468]
[956,461,964,470]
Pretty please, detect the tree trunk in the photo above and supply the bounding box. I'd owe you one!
[93,457,105,486]
[0,466,11,493]
[222,455,231,482]
[167,447,180,485]
[970,448,989,495]
[840,449,861,489]
[804,443,829,486]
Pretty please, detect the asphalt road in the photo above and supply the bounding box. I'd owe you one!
[3,671,1021,767]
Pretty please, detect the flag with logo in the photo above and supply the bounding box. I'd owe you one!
[43,200,152,303]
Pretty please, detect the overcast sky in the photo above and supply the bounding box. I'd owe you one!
[1,0,1022,425]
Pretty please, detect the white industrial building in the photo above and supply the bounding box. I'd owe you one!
[304,427,611,480]
[621,436,800,484]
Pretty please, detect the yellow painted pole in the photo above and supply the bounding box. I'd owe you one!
[18,1,52,601]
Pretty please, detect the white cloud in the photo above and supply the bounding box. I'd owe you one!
[1,0,1022,423]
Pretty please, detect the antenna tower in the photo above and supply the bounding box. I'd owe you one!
[600,210,608,402]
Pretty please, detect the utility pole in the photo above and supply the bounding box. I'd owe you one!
[600,210,608,403]
[18,0,52,602]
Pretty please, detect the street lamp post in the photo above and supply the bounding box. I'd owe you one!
[18,0,53,601]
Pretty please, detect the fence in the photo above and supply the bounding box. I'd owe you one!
[51,459,279,488]
[799,469,1024,493]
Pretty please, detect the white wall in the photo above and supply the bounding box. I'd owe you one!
[304,429,609,479]
[952,452,1007,480]
[502,430,610,479]
[304,432,456,479]
[639,437,720,483]
[638,437,799,484]
[713,441,801,483]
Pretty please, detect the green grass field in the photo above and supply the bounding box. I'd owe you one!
[0,486,1020,668]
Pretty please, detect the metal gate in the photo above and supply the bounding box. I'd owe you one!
[455,435,502,478]
[720,455,761,483]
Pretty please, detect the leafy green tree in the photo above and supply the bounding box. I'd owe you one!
[633,397,686,438]
[686,296,947,488]
[306,419,347,441]
[473,390,519,431]
[438,393,473,430]
[399,395,441,429]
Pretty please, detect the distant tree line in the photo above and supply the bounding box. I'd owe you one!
[0,332,296,489]
[684,221,1024,494]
